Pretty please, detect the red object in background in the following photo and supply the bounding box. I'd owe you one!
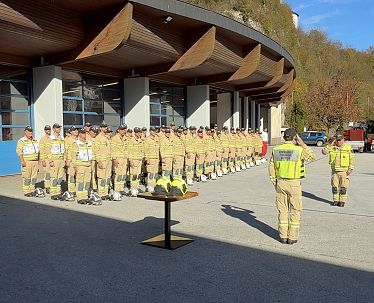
[344,129,364,141]
[262,141,268,158]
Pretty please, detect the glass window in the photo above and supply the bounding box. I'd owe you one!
[62,71,122,128]
[1,127,25,141]
[149,81,186,128]
[309,132,317,137]
[0,67,30,141]
[0,96,29,111]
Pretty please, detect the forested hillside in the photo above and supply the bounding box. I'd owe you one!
[186,0,374,133]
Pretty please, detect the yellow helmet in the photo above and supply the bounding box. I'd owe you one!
[154,177,171,195]
[169,178,188,196]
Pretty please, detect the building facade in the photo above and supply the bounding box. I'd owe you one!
[0,0,295,175]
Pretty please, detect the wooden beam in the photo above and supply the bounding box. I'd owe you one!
[227,44,261,81]
[149,74,191,86]
[281,80,295,98]
[60,61,126,78]
[169,26,216,72]
[265,57,284,87]
[0,52,33,67]
[48,3,133,64]
[251,93,283,101]
[278,69,294,93]
[77,3,133,60]
[236,81,269,91]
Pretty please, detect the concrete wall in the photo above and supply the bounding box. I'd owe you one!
[232,91,240,129]
[186,85,210,127]
[33,65,63,140]
[124,77,150,128]
[260,105,268,132]
[217,92,231,129]
[251,101,256,130]
[268,104,282,145]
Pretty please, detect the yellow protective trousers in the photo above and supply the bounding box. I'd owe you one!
[276,179,302,241]
[76,165,92,201]
[21,160,38,194]
[331,171,349,203]
[50,159,65,195]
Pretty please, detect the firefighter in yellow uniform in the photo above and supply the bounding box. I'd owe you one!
[143,126,160,192]
[322,133,355,207]
[247,129,255,167]
[16,126,40,196]
[269,128,316,245]
[47,123,65,200]
[184,126,196,183]
[172,128,186,179]
[127,127,144,190]
[159,128,174,179]
[93,122,112,199]
[254,130,263,165]
[86,126,98,191]
[228,128,237,173]
[70,128,99,205]
[39,125,52,194]
[203,127,215,177]
[220,126,230,173]
[195,128,205,180]
[111,124,128,194]
[65,126,78,195]
[214,130,223,174]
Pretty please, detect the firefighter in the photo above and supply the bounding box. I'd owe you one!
[86,126,98,191]
[214,130,223,175]
[184,126,196,184]
[159,128,174,179]
[247,129,255,167]
[194,128,206,181]
[70,128,99,205]
[173,128,186,179]
[322,133,355,207]
[127,127,144,192]
[220,126,230,173]
[203,127,215,178]
[268,128,316,244]
[65,126,78,196]
[39,125,52,194]
[16,126,40,197]
[111,124,128,194]
[254,129,263,165]
[143,126,160,192]
[47,123,65,200]
[228,127,237,173]
[93,122,112,199]
[84,122,91,135]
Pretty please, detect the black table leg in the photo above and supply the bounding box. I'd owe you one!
[141,201,194,250]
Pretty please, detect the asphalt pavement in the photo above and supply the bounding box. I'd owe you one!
[0,147,373,302]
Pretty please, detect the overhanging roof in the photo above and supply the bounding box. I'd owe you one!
[0,0,296,103]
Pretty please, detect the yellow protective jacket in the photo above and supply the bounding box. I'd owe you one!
[39,135,50,160]
[46,134,65,160]
[71,139,93,167]
[93,133,111,161]
[127,136,144,160]
[111,134,127,160]
[143,135,160,159]
[173,136,186,157]
[184,133,196,154]
[195,137,205,155]
[322,143,355,171]
[16,136,39,161]
[160,137,174,158]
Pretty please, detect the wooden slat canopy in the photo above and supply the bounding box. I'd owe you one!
[0,0,295,103]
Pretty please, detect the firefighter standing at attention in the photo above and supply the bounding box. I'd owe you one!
[268,128,315,245]
[322,133,355,207]
[39,125,52,194]
[16,126,40,197]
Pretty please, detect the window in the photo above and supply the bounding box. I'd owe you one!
[62,70,122,130]
[0,67,31,141]
[149,81,186,127]
[309,132,317,137]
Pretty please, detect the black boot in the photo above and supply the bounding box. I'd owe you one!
[337,202,345,207]
[287,239,298,245]
[331,201,339,206]
[279,238,288,244]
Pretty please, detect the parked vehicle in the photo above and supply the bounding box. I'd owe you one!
[300,131,327,147]
[344,129,365,152]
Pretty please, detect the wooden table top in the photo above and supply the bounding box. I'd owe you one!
[137,191,198,202]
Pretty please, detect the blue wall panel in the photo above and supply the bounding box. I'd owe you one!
[0,141,20,175]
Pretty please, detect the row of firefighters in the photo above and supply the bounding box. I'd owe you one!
[16,122,268,205]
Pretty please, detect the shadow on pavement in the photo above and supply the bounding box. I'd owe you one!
[221,204,279,240]
[302,191,331,204]
[0,195,373,302]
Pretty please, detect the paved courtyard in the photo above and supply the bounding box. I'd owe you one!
[0,147,373,302]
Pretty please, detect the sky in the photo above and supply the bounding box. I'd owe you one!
[285,0,374,51]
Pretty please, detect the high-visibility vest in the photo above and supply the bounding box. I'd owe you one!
[329,143,352,168]
[16,137,39,161]
[71,139,93,166]
[272,143,304,179]
[48,134,65,160]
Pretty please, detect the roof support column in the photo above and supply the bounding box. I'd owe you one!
[268,103,282,145]
[186,85,210,127]
[33,65,63,140]
[257,103,262,131]
[244,97,249,130]
[124,77,150,129]
[250,100,256,130]
[232,91,240,129]
[217,92,231,129]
